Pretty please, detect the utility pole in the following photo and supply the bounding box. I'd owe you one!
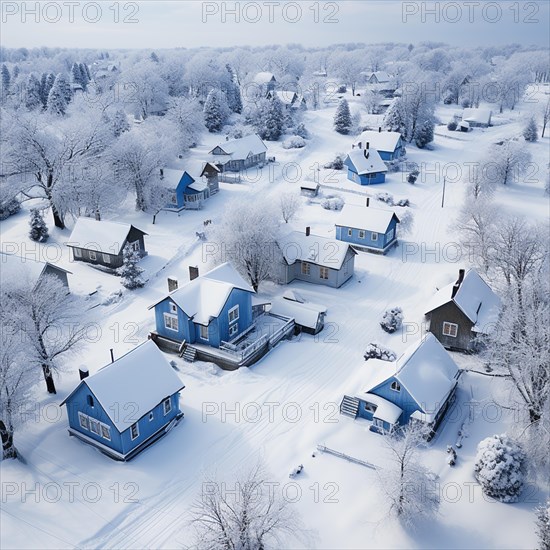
[441,176,446,208]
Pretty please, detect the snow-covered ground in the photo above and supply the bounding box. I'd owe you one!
[1,86,549,549]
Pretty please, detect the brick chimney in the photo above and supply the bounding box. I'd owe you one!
[167,276,178,292]
[79,366,89,380]
[189,266,199,281]
[306,226,311,237]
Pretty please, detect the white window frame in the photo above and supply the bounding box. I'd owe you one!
[442,322,458,338]
[319,266,329,280]
[359,230,365,239]
[200,324,209,340]
[74,248,82,258]
[301,262,310,276]
[228,305,239,324]
[90,419,101,435]
[170,193,178,205]
[169,302,177,314]
[78,412,90,431]
[229,323,239,337]
[130,423,139,440]
[100,424,111,441]
[371,232,378,242]
[163,313,179,332]
[163,397,172,416]
[390,381,401,392]
[89,250,97,261]
[102,253,111,263]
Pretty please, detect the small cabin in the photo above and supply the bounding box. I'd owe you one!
[357,129,405,161]
[67,218,147,269]
[462,108,492,128]
[277,229,356,288]
[300,181,320,197]
[341,334,461,436]
[209,134,268,173]
[335,202,399,254]
[266,90,307,110]
[424,268,501,352]
[60,340,184,461]
[343,144,387,185]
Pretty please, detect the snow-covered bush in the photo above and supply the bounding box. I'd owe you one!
[396,198,410,207]
[324,155,344,170]
[117,244,145,289]
[294,122,309,139]
[447,120,458,131]
[376,192,394,205]
[337,85,347,93]
[0,197,21,220]
[380,307,404,334]
[474,434,526,503]
[535,499,550,550]
[321,195,344,211]
[28,208,49,242]
[407,169,419,185]
[523,116,538,142]
[398,210,415,235]
[364,343,397,362]
[282,136,306,149]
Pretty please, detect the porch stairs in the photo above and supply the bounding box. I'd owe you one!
[181,345,197,363]
[340,395,360,418]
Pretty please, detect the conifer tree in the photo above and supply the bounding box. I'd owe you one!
[117,244,145,289]
[333,99,352,134]
[28,209,49,242]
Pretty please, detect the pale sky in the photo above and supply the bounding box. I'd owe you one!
[1,1,548,49]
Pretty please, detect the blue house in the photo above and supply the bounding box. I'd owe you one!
[340,334,460,435]
[149,262,255,349]
[60,340,184,461]
[159,168,212,212]
[357,129,405,161]
[343,145,387,185]
[335,203,400,254]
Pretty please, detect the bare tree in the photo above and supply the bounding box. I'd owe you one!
[488,140,532,186]
[278,192,301,224]
[190,462,304,550]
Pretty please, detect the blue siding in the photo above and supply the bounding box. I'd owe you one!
[335,218,398,253]
[369,377,420,424]
[164,172,196,210]
[154,298,194,343]
[346,167,386,185]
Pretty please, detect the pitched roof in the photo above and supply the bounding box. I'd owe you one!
[277,231,355,270]
[158,169,195,190]
[358,130,402,153]
[61,340,184,432]
[344,148,387,176]
[336,204,399,233]
[0,252,70,289]
[67,218,146,255]
[368,71,391,83]
[253,71,276,84]
[462,108,492,125]
[270,296,326,330]
[148,262,254,325]
[209,134,267,162]
[424,269,501,333]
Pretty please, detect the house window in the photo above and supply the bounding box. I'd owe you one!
[169,302,177,314]
[386,228,395,242]
[102,253,111,263]
[90,419,101,435]
[365,402,376,413]
[319,267,329,280]
[89,250,97,261]
[149,412,154,421]
[347,228,352,237]
[130,241,140,252]
[78,412,90,430]
[87,395,94,408]
[371,232,378,241]
[390,381,401,392]
[359,231,365,239]
[200,325,209,340]
[228,305,239,323]
[163,397,172,416]
[100,424,111,441]
[170,194,178,205]
[443,322,458,338]
[229,323,239,337]
[130,423,139,440]
[163,313,179,332]
[74,248,82,258]
[301,262,310,276]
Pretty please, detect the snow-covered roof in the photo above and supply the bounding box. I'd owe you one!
[158,168,191,190]
[300,180,319,190]
[209,134,267,162]
[462,108,492,125]
[270,297,325,330]
[358,130,402,153]
[273,90,297,105]
[67,218,146,255]
[0,252,70,289]
[362,393,402,424]
[336,204,399,233]
[61,340,184,432]
[253,71,276,84]
[277,231,354,270]
[424,269,501,333]
[368,71,390,83]
[282,289,305,303]
[188,180,208,192]
[149,262,254,326]
[345,148,387,176]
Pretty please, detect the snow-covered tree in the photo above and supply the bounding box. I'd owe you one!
[334,99,352,135]
[380,307,404,333]
[257,96,284,141]
[28,208,49,242]
[6,275,86,394]
[414,118,434,149]
[24,73,42,110]
[474,434,526,502]
[203,89,229,132]
[542,98,550,138]
[211,199,281,291]
[223,64,243,114]
[523,116,538,142]
[166,97,205,153]
[111,108,130,137]
[378,423,439,527]
[465,159,497,200]
[1,64,10,99]
[117,243,145,289]
[47,74,69,115]
[488,140,531,186]
[535,498,550,550]
[328,50,364,96]
[279,192,301,223]
[190,462,304,549]
[40,72,55,108]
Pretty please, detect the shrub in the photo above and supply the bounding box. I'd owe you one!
[380,307,403,334]
[294,123,309,139]
[29,208,49,242]
[364,343,397,362]
[282,136,306,149]
[321,195,344,211]
[407,169,419,185]
[324,155,344,170]
[0,197,21,220]
[375,192,394,205]
[447,120,458,131]
[337,85,347,93]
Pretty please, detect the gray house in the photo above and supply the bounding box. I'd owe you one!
[209,134,268,173]
[0,252,70,290]
[276,229,356,288]
[67,218,147,269]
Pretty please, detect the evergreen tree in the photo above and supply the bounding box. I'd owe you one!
[78,63,90,89]
[203,89,227,132]
[150,51,160,63]
[415,118,435,148]
[24,73,42,110]
[41,73,55,107]
[112,109,130,137]
[224,65,243,114]
[536,499,550,550]
[71,62,83,87]
[117,244,145,289]
[56,73,72,103]
[523,116,538,142]
[1,64,10,97]
[333,99,352,134]
[261,96,284,141]
[28,209,49,242]
[47,76,68,115]
[383,98,407,136]
[12,65,19,79]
